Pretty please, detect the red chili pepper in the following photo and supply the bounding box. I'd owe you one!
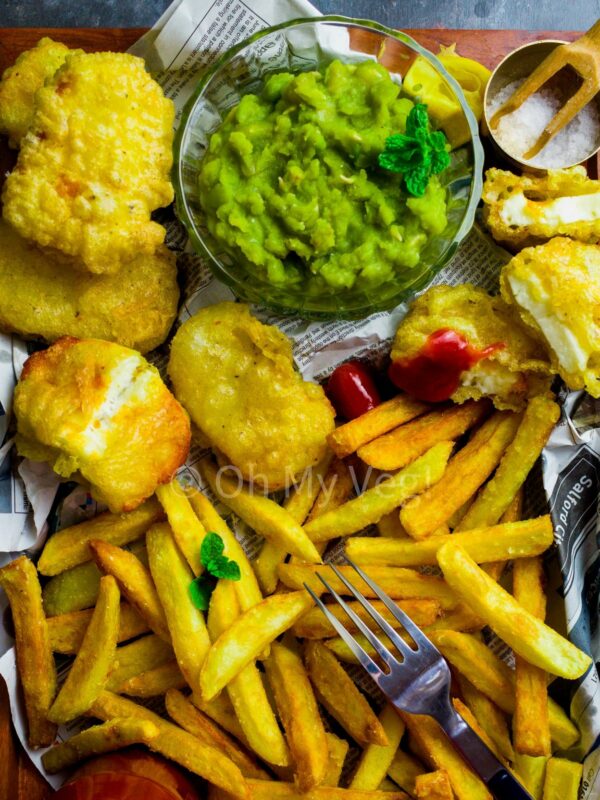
[326,360,381,420]
[388,329,504,403]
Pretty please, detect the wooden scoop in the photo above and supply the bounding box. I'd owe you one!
[490,20,600,159]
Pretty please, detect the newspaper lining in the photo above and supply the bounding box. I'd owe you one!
[0,0,599,794]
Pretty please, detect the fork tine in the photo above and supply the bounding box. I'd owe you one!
[343,556,433,652]
[329,563,416,661]
[314,572,398,668]
[304,583,383,677]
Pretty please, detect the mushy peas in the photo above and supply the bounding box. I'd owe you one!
[197,60,448,292]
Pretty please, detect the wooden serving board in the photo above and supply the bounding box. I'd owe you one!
[0,25,583,800]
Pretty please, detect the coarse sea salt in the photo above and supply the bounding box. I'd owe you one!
[489,77,600,167]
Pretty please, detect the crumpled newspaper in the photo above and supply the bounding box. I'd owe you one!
[0,1,598,795]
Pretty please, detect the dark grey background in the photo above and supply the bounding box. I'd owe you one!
[0,1,598,30]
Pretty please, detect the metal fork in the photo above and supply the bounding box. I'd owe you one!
[304,556,533,800]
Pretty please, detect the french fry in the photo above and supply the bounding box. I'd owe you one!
[192,691,246,743]
[90,539,170,642]
[428,630,579,750]
[323,733,350,787]
[304,443,453,543]
[0,556,57,747]
[255,455,341,593]
[42,718,160,773]
[106,634,175,691]
[200,459,322,563]
[165,688,269,780]
[346,516,552,567]
[456,675,514,762]
[156,480,206,574]
[117,660,187,697]
[400,412,521,539]
[304,641,388,746]
[278,564,459,610]
[208,579,290,766]
[42,539,147,616]
[38,497,163,575]
[542,758,582,800]
[513,754,548,800]
[457,396,559,531]
[513,556,551,757]
[146,523,211,695]
[324,634,392,664]
[378,779,401,792]
[400,712,491,800]
[423,607,484,633]
[414,770,454,800]
[377,511,410,539]
[452,698,504,763]
[90,691,250,799]
[437,543,592,680]
[47,602,148,654]
[479,489,524,582]
[349,705,405,790]
[358,401,488,471]
[201,588,312,701]
[210,782,410,800]
[328,395,428,458]
[387,750,426,795]
[264,640,329,791]
[47,575,120,724]
[292,599,441,639]
[188,488,263,609]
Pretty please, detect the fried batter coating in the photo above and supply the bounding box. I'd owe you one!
[483,166,600,249]
[2,52,175,274]
[391,284,552,410]
[501,237,600,397]
[14,338,191,512]
[0,220,178,353]
[0,37,75,148]
[168,303,335,490]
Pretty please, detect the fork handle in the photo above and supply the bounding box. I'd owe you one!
[441,707,534,800]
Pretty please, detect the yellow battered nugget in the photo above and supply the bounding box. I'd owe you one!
[0,220,178,353]
[501,237,600,397]
[168,302,335,490]
[483,166,600,249]
[14,338,191,512]
[390,284,552,410]
[3,52,174,274]
[0,37,75,147]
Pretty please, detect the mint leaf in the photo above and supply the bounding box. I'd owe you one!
[378,103,449,197]
[201,532,224,565]
[189,575,216,611]
[219,560,241,581]
[199,531,241,581]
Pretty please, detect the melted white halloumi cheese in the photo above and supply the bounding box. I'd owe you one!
[75,355,158,458]
[506,273,591,375]
[460,359,520,396]
[499,191,600,228]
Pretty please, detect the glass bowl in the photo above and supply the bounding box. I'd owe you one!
[174,16,484,319]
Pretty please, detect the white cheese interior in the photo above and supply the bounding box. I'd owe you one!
[508,273,589,374]
[499,192,600,227]
[78,355,156,457]
[461,359,518,396]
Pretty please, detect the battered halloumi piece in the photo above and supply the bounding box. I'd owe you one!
[14,338,191,512]
[391,284,552,410]
[0,220,178,353]
[483,166,600,249]
[2,52,174,274]
[0,37,74,147]
[168,303,335,490]
[501,237,600,397]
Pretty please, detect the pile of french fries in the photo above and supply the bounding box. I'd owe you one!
[0,389,591,800]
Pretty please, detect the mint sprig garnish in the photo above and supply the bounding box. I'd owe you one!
[189,532,241,611]
[378,103,450,197]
